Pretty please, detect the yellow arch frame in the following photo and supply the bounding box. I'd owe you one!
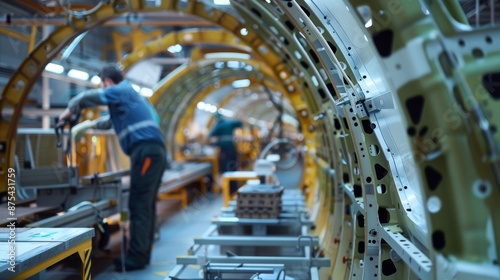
[120,28,251,70]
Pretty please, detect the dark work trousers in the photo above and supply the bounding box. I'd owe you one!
[219,144,238,173]
[128,141,167,265]
[219,144,239,193]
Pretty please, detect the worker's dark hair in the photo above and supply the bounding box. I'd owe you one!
[99,63,123,84]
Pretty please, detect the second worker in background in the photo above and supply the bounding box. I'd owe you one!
[209,112,243,192]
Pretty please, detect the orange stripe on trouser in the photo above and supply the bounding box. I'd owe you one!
[141,157,152,176]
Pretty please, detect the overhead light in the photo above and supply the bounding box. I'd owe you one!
[208,105,217,113]
[140,88,153,97]
[90,75,101,85]
[214,61,225,69]
[214,0,230,5]
[197,101,206,110]
[196,101,219,113]
[145,0,162,7]
[67,69,89,80]
[240,28,248,36]
[167,44,183,53]
[205,52,251,60]
[227,60,242,69]
[365,18,372,28]
[218,108,234,117]
[131,83,141,92]
[45,63,64,74]
[232,79,251,88]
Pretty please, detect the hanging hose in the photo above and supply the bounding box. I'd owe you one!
[56,0,106,18]
[259,138,299,170]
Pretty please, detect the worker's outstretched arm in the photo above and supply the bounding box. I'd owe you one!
[68,89,108,114]
[59,89,108,123]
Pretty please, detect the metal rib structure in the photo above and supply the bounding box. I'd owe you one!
[0,0,499,279]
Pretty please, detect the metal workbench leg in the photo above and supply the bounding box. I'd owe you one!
[181,189,188,209]
[78,243,92,280]
[223,176,230,207]
[199,177,207,195]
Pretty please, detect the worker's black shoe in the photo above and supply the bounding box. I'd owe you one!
[113,257,146,271]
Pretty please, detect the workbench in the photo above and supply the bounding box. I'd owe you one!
[0,227,94,280]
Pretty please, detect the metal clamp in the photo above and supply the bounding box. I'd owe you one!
[364,91,395,113]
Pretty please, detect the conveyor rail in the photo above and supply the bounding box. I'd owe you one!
[194,236,319,246]
[176,256,331,267]
[169,188,328,280]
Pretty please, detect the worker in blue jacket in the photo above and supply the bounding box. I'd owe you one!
[58,64,167,271]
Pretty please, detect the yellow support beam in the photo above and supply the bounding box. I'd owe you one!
[28,26,37,53]
[120,28,250,70]
[0,27,30,42]
[112,25,163,61]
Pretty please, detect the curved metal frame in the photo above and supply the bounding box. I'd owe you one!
[1,0,499,279]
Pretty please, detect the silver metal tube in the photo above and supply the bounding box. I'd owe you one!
[310,267,320,280]
[27,199,114,227]
[41,26,51,129]
[477,0,480,27]
[491,0,495,25]
[61,31,88,63]
[0,13,214,26]
[176,256,331,267]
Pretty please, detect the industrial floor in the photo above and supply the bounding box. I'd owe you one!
[42,158,303,280]
[44,193,224,280]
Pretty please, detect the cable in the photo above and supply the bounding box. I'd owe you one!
[169,277,202,280]
[56,0,105,18]
[276,268,286,280]
[258,138,299,170]
[67,200,102,218]
[250,273,263,280]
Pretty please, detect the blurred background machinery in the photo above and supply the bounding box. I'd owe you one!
[0,0,500,279]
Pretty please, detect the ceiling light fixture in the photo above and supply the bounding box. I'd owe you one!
[140,88,153,97]
[214,0,230,5]
[45,63,64,74]
[90,75,101,85]
[67,69,89,80]
[232,79,251,88]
